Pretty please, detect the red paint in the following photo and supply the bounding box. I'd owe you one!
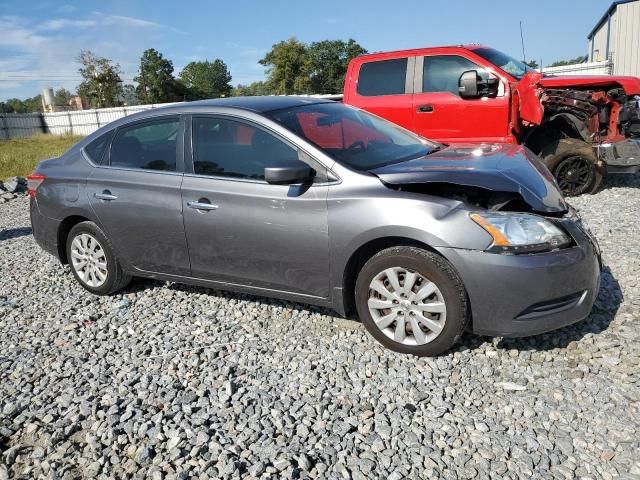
[539,75,640,94]
[343,44,640,147]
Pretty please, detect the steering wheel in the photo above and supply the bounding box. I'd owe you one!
[346,141,366,153]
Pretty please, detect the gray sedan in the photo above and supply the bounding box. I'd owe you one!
[29,97,601,356]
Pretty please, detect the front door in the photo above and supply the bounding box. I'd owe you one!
[412,55,511,143]
[181,115,330,298]
[87,116,190,275]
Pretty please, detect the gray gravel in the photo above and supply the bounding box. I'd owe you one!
[1,176,639,479]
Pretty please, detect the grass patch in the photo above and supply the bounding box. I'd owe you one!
[0,134,84,180]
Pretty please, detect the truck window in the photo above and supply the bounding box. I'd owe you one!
[357,58,407,96]
[423,55,481,96]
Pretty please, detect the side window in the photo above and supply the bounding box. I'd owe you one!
[423,55,482,96]
[192,117,300,181]
[110,118,179,171]
[357,58,407,96]
[84,130,114,165]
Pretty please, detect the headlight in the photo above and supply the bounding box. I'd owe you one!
[470,212,572,254]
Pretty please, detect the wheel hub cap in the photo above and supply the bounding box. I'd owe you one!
[70,233,108,288]
[367,267,447,346]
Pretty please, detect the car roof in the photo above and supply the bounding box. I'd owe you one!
[352,44,486,63]
[77,96,339,146]
[176,96,334,113]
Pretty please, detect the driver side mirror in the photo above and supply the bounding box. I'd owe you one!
[459,70,499,99]
[265,160,315,185]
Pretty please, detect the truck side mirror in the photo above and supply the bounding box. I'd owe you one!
[459,70,499,99]
[459,71,479,98]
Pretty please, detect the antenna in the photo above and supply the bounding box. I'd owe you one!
[520,21,527,64]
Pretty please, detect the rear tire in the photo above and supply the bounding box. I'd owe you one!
[541,138,603,196]
[355,246,468,357]
[66,221,131,295]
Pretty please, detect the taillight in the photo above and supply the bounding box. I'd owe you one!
[27,174,46,198]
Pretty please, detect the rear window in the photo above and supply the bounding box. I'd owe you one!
[357,58,407,96]
[84,131,113,165]
[110,118,179,172]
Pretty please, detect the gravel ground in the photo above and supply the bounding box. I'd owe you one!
[1,176,639,480]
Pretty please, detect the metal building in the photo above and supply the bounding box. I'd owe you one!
[588,0,640,76]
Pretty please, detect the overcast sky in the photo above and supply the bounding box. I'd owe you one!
[0,0,612,101]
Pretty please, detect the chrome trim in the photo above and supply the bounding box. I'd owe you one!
[94,192,118,201]
[187,201,219,211]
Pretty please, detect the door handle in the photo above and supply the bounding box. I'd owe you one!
[94,191,118,201]
[417,104,434,113]
[187,201,219,211]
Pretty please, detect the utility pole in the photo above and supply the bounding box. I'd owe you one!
[520,21,527,64]
[140,58,149,104]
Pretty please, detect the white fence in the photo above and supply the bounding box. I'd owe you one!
[0,103,181,140]
[541,60,612,76]
[0,95,344,141]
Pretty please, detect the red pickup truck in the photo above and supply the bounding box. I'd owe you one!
[343,45,640,195]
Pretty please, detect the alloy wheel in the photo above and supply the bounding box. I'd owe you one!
[367,267,447,346]
[555,156,595,196]
[70,233,108,288]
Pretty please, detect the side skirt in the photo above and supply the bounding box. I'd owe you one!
[127,266,338,314]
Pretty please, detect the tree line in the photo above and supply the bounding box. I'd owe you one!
[0,37,366,113]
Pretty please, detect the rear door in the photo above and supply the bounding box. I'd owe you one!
[344,57,414,130]
[412,55,511,143]
[181,114,330,298]
[87,115,190,276]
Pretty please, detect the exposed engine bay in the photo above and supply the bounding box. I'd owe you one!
[539,87,640,142]
[390,183,538,214]
[523,86,640,171]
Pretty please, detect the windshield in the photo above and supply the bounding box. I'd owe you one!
[473,47,533,80]
[267,103,437,171]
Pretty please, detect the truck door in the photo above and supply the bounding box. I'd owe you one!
[412,55,511,143]
[343,57,414,131]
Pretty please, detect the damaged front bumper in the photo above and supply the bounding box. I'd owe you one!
[598,138,640,174]
[437,216,602,337]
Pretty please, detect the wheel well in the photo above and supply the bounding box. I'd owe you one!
[57,215,89,264]
[524,115,589,155]
[341,237,439,315]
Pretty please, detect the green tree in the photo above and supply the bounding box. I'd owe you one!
[134,48,181,104]
[1,95,43,113]
[550,55,588,67]
[525,60,539,69]
[260,38,311,94]
[54,88,73,106]
[76,50,123,108]
[121,84,138,106]
[232,81,271,96]
[179,59,233,100]
[307,39,366,93]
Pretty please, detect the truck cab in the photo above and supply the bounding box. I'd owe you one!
[343,45,640,195]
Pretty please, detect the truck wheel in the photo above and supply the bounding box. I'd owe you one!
[540,139,603,196]
[355,246,469,357]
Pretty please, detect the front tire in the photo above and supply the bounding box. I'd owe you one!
[66,221,131,295]
[541,139,603,196]
[355,246,468,357]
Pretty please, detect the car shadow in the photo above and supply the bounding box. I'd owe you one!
[456,264,623,353]
[0,226,33,241]
[596,173,640,191]
[120,265,622,356]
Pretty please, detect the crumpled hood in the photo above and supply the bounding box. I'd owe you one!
[371,143,568,214]
[539,75,640,95]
